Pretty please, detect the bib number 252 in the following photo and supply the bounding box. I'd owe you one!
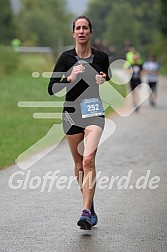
[80,98,104,118]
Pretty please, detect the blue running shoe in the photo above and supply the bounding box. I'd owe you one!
[91,213,98,226]
[77,209,92,230]
[90,202,98,226]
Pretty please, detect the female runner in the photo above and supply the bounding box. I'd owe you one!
[48,16,110,230]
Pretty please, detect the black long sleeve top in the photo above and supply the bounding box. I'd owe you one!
[48,48,110,102]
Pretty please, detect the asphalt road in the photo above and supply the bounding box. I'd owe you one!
[0,76,167,252]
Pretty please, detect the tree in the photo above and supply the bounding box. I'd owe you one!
[14,0,73,48]
[159,0,167,36]
[104,2,140,52]
[0,0,15,43]
[86,0,112,40]
[86,0,163,59]
[128,0,159,45]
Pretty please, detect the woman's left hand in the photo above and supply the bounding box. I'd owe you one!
[95,71,107,85]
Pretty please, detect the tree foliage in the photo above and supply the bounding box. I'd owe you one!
[86,0,159,54]
[15,0,73,47]
[0,0,73,48]
[159,0,167,36]
[1,0,167,70]
[85,0,112,40]
[104,2,140,50]
[86,0,167,71]
[0,0,16,43]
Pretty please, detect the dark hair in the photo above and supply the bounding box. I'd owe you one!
[72,16,93,32]
[149,55,156,61]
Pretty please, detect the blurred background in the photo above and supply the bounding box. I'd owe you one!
[0,0,167,169]
[1,0,167,64]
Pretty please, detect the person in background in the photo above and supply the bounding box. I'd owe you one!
[93,39,116,63]
[125,46,142,65]
[129,53,143,112]
[93,37,103,51]
[11,38,21,52]
[122,39,131,59]
[143,56,160,106]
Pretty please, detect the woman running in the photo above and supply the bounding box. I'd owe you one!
[48,16,110,230]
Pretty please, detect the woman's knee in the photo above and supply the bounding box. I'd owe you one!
[83,155,95,172]
[75,162,83,173]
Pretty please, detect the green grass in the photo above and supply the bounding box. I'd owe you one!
[0,53,63,169]
[0,53,127,169]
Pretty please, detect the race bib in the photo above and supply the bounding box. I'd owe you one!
[80,98,104,118]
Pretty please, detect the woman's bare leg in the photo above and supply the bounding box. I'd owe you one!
[66,126,103,211]
[66,132,84,190]
[82,125,103,210]
[133,87,140,106]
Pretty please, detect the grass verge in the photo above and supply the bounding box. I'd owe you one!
[0,53,127,169]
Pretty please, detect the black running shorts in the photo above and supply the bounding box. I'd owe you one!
[62,102,105,135]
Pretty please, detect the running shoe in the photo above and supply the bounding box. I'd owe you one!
[77,209,92,230]
[91,212,98,226]
[90,202,98,226]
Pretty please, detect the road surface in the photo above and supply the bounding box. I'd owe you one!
[0,76,167,252]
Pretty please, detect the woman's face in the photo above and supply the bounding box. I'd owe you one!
[72,18,92,45]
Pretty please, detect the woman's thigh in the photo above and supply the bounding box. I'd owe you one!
[83,125,103,157]
[66,132,84,164]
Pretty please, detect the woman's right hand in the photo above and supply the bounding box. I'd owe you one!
[67,64,85,83]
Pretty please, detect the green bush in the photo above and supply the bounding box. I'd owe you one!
[0,46,20,78]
